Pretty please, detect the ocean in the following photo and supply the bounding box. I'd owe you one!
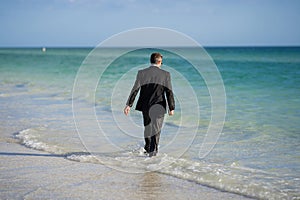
[0,47,299,199]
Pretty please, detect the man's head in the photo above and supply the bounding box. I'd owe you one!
[150,52,163,65]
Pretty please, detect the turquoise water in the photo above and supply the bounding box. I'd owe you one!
[0,47,299,199]
[208,47,300,161]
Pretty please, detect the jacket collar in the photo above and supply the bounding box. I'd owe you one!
[150,64,161,68]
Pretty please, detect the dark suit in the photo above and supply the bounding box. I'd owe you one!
[126,66,175,155]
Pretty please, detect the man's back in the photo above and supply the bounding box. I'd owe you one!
[126,65,174,112]
[136,66,171,112]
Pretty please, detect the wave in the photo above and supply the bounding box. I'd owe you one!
[66,151,299,200]
[14,128,300,200]
[14,128,66,154]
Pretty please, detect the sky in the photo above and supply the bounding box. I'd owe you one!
[0,0,299,47]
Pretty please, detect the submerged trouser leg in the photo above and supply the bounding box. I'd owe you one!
[142,111,151,153]
[142,108,164,155]
[149,131,161,153]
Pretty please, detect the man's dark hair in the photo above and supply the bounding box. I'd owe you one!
[150,52,163,64]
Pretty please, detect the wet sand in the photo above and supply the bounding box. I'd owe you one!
[0,139,253,200]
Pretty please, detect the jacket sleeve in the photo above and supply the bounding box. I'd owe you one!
[165,72,175,111]
[126,71,141,107]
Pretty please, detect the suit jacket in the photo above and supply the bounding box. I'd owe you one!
[126,66,175,113]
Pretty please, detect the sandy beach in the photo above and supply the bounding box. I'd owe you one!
[0,138,253,200]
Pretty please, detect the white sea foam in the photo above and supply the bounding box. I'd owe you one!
[66,150,299,200]
[13,128,300,199]
[14,128,65,154]
[67,152,299,199]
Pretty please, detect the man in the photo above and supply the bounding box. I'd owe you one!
[124,52,175,157]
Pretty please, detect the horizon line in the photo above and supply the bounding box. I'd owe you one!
[0,45,300,48]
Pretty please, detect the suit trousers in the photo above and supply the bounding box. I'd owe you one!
[142,109,164,155]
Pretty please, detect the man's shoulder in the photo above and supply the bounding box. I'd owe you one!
[138,66,151,73]
[138,66,170,78]
[145,66,170,73]
[157,68,170,77]
[160,68,170,74]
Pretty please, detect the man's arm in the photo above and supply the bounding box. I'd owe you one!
[124,71,141,115]
[165,72,175,115]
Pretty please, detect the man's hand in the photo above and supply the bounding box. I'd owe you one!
[169,110,174,116]
[124,105,131,116]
